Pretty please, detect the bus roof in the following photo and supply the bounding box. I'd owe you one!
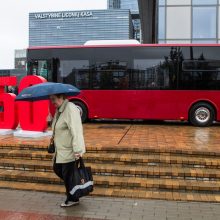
[28,43,220,50]
[84,39,141,45]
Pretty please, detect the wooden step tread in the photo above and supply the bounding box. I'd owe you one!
[0,169,220,192]
[0,158,219,179]
[0,180,219,203]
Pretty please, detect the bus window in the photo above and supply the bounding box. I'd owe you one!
[59,60,90,89]
[132,47,182,90]
[28,60,52,81]
[132,59,170,89]
[112,71,129,89]
[92,61,129,90]
[180,60,220,90]
[180,70,220,90]
[182,60,220,72]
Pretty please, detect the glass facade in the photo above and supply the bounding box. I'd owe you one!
[107,0,140,41]
[29,10,133,47]
[14,49,27,70]
[158,0,220,43]
[108,0,139,13]
[108,0,120,9]
[193,0,217,5]
[29,1,220,46]
[120,0,139,14]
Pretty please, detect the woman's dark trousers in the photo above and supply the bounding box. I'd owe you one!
[53,161,77,202]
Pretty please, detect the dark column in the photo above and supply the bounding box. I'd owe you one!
[138,0,158,44]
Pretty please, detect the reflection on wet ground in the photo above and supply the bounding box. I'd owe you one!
[83,120,220,154]
[0,120,219,154]
[0,210,101,220]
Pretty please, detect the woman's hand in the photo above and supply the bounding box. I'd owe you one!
[74,153,81,159]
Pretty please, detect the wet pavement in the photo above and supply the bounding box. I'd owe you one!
[0,121,220,155]
[0,210,99,220]
[0,189,219,220]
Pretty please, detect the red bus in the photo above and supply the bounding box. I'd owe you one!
[27,44,220,126]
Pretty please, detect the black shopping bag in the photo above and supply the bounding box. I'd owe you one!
[69,157,93,199]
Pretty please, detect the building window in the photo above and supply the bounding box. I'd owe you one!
[193,0,217,5]
[166,7,191,39]
[133,19,141,41]
[159,0,165,6]
[193,7,217,39]
[158,40,166,43]
[166,40,191,43]
[158,6,165,39]
[192,40,217,43]
[167,0,191,5]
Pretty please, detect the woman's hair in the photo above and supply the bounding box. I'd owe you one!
[54,93,67,100]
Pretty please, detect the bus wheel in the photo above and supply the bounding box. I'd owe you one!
[72,101,88,123]
[189,103,215,127]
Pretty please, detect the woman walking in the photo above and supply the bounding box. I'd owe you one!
[50,94,86,207]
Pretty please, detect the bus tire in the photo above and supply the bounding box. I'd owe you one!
[72,101,88,123]
[189,102,215,127]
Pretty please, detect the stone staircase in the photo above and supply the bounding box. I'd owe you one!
[0,144,219,202]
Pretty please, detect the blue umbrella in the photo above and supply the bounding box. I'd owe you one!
[15,82,80,101]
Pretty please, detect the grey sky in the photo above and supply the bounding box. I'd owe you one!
[0,0,107,69]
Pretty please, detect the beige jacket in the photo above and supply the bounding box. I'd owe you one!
[52,99,86,164]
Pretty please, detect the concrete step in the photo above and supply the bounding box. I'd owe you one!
[0,179,219,203]
[0,149,219,168]
[0,169,219,193]
[0,158,219,180]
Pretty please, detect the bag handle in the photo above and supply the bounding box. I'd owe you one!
[75,157,85,168]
